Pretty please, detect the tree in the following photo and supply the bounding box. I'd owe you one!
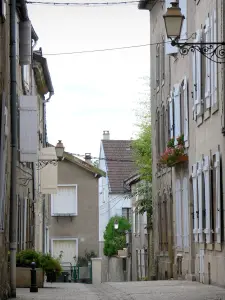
[103,216,131,257]
[131,77,154,279]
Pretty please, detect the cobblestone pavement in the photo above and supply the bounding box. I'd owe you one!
[12,280,225,300]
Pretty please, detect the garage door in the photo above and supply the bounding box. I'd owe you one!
[52,239,77,265]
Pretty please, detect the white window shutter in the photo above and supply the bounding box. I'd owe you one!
[182,177,189,248]
[143,212,147,234]
[175,179,182,248]
[197,161,204,243]
[183,77,189,146]
[192,50,197,120]
[203,156,212,244]
[165,0,178,55]
[19,95,38,162]
[196,30,203,117]
[40,164,58,195]
[169,92,174,138]
[192,164,198,242]
[211,9,218,107]
[133,207,136,234]
[204,17,211,109]
[215,152,221,243]
[174,84,181,143]
[51,185,77,216]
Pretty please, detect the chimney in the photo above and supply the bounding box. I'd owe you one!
[103,130,110,140]
[85,153,92,164]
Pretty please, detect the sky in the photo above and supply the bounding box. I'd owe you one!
[28,0,150,158]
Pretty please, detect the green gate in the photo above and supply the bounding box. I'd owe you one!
[73,261,92,283]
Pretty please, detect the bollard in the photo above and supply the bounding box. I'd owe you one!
[30,261,38,293]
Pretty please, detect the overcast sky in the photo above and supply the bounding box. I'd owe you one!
[28,0,150,158]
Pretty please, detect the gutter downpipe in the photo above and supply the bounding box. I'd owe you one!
[42,99,47,253]
[9,0,18,297]
[222,0,225,134]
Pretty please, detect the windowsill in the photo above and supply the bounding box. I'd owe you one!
[159,251,169,257]
[183,247,189,253]
[206,243,213,251]
[204,109,210,121]
[214,243,222,251]
[197,115,203,127]
[212,103,219,115]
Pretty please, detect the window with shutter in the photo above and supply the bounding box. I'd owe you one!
[169,94,174,138]
[182,177,189,249]
[158,195,163,251]
[196,30,203,117]
[19,95,38,162]
[163,193,168,251]
[214,152,221,243]
[211,9,218,109]
[156,44,160,90]
[161,36,165,83]
[161,106,166,152]
[192,48,197,120]
[203,156,212,244]
[204,17,211,109]
[197,161,204,243]
[183,77,189,146]
[175,179,182,248]
[173,84,181,144]
[192,164,199,242]
[156,110,161,157]
[132,207,136,235]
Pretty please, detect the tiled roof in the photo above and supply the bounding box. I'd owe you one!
[102,140,137,193]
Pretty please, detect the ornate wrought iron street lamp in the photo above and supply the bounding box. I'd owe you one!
[163,0,225,63]
[36,140,65,169]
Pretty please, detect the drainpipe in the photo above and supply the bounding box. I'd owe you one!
[222,0,225,134]
[42,100,47,253]
[9,0,18,297]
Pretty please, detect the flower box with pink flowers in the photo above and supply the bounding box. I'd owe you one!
[159,135,188,168]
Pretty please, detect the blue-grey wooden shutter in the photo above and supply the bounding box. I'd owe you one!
[203,156,212,244]
[19,95,38,162]
[173,84,181,144]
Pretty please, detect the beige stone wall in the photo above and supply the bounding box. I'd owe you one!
[149,0,225,285]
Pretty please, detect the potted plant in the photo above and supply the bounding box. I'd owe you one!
[40,253,62,283]
[16,249,44,288]
[159,134,188,168]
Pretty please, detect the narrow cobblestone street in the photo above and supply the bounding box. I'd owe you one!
[12,281,225,300]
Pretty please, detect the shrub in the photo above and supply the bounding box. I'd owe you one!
[77,249,97,267]
[40,253,62,276]
[16,250,62,276]
[103,216,131,257]
[16,249,41,268]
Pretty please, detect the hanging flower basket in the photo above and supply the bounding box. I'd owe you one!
[159,135,188,168]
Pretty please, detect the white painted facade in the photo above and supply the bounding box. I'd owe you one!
[98,142,132,257]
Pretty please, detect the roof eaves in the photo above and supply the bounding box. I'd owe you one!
[124,173,141,187]
[64,152,106,178]
[33,51,54,95]
[138,0,157,10]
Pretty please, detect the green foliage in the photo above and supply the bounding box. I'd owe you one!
[77,250,97,267]
[40,253,62,276]
[103,216,131,257]
[132,123,152,182]
[16,249,41,268]
[16,249,62,276]
[132,77,152,227]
